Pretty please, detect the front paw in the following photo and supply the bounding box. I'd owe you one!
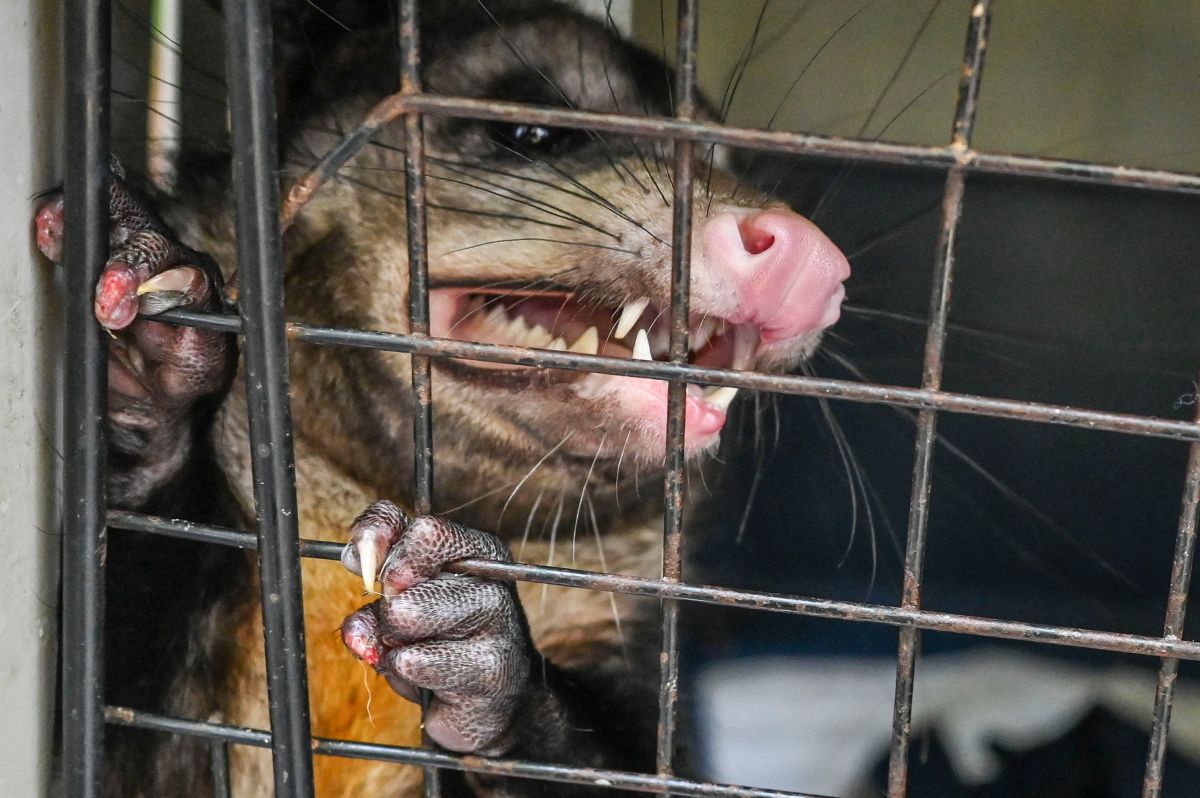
[34,162,235,507]
[340,502,532,755]
[34,166,231,406]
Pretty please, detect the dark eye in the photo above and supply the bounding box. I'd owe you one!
[512,124,554,148]
[488,122,582,157]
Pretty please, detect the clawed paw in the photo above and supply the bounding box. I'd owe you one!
[34,166,232,407]
[33,162,235,506]
[340,502,533,754]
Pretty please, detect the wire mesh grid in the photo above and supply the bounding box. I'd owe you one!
[58,0,1200,797]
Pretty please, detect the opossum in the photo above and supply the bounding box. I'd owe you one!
[36,1,849,795]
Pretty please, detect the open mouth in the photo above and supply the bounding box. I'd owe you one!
[429,286,760,438]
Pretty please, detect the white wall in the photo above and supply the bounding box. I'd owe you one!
[0,1,61,795]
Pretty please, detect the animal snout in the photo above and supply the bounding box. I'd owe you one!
[697,209,851,344]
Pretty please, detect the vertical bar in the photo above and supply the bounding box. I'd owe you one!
[1142,392,1200,797]
[210,740,231,798]
[397,2,441,796]
[656,0,699,781]
[223,1,316,795]
[399,0,433,516]
[61,0,111,793]
[886,3,991,796]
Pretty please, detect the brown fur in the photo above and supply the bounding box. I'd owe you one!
[152,5,808,795]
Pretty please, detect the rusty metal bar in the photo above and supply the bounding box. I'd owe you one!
[152,308,1200,444]
[105,707,835,798]
[397,1,441,796]
[657,0,699,781]
[399,0,434,516]
[281,93,1200,226]
[887,3,991,795]
[1142,393,1200,796]
[397,97,1200,196]
[106,510,1200,661]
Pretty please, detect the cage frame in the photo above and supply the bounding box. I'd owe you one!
[59,0,1200,796]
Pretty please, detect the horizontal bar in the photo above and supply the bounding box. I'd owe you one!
[153,309,1200,443]
[104,707,833,798]
[106,510,1200,661]
[399,95,1200,195]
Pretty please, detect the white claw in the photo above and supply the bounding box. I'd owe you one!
[136,267,197,296]
[569,326,599,355]
[547,336,567,351]
[704,386,739,411]
[632,328,653,361]
[614,297,650,339]
[357,540,378,594]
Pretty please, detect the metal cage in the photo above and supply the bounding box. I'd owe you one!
[59,0,1200,796]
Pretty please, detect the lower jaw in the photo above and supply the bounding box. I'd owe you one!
[576,372,729,453]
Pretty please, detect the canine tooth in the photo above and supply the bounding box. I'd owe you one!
[732,325,757,370]
[357,540,377,594]
[484,304,508,326]
[547,336,567,351]
[691,317,719,351]
[569,326,599,355]
[704,386,739,411]
[614,297,650,339]
[632,328,652,361]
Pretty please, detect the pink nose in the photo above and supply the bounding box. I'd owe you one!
[700,210,850,343]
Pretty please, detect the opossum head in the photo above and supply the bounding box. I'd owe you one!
[283,2,849,528]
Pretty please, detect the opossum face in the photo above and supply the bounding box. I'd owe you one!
[285,7,848,524]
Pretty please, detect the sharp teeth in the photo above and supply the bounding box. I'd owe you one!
[732,325,757,370]
[547,336,567,351]
[703,386,739,411]
[485,304,508,327]
[357,541,377,594]
[614,297,650,339]
[568,326,599,355]
[632,328,652,361]
[506,315,529,342]
[692,317,719,351]
[529,323,552,346]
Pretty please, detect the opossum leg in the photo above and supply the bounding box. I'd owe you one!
[34,174,234,507]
